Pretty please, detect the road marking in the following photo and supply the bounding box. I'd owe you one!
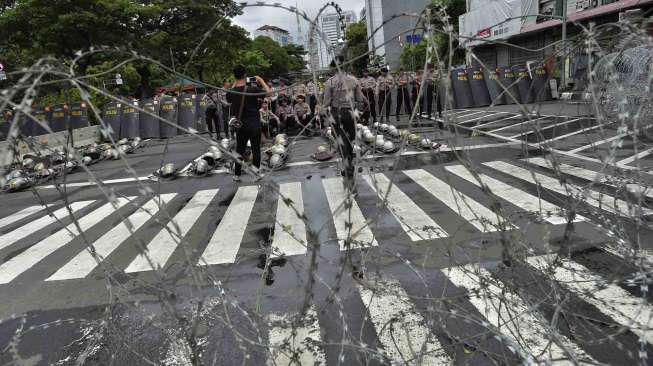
[271,182,307,257]
[357,276,452,365]
[568,132,631,153]
[509,118,582,139]
[0,205,47,230]
[322,177,377,250]
[199,186,259,265]
[364,173,447,240]
[404,169,504,232]
[267,306,326,365]
[0,198,133,284]
[527,254,653,345]
[617,147,653,166]
[47,194,177,281]
[471,114,523,129]
[0,201,95,252]
[40,176,156,189]
[458,112,512,125]
[125,190,219,273]
[445,264,598,364]
[538,123,605,145]
[445,165,583,225]
[488,116,550,133]
[484,161,652,217]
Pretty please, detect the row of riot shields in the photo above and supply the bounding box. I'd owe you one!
[101,93,208,140]
[450,64,552,108]
[0,102,90,141]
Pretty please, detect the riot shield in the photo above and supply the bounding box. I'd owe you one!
[159,96,178,138]
[196,95,208,133]
[497,66,521,104]
[102,101,122,141]
[177,93,196,134]
[51,104,67,132]
[469,67,491,107]
[530,65,551,102]
[69,102,89,129]
[512,65,534,104]
[485,68,506,105]
[451,67,474,108]
[30,107,51,136]
[139,98,160,138]
[120,100,140,138]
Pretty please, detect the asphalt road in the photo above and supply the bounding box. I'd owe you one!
[1,109,652,365]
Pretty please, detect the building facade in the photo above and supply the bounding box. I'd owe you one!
[459,0,653,88]
[364,0,431,70]
[317,11,358,69]
[254,25,294,47]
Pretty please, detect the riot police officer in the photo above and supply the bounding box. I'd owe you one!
[376,67,393,123]
[359,69,377,125]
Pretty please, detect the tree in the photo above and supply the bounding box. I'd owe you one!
[400,39,428,70]
[247,36,293,79]
[282,44,307,73]
[345,21,370,75]
[237,50,271,77]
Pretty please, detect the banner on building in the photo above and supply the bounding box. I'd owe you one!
[459,0,538,47]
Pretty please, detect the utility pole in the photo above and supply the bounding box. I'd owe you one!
[560,0,568,90]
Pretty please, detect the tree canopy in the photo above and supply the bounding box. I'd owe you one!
[344,21,370,75]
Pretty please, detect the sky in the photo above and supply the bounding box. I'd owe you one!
[232,0,365,44]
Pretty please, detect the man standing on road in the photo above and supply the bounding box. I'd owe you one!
[226,65,272,182]
[425,64,443,128]
[219,80,231,138]
[359,69,377,125]
[322,56,367,189]
[395,67,412,122]
[376,67,393,123]
[202,90,220,140]
[307,79,318,118]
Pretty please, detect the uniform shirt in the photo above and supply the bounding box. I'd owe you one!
[376,74,394,92]
[323,72,367,109]
[292,83,307,97]
[424,70,440,86]
[294,102,311,117]
[359,76,377,90]
[217,90,229,106]
[306,81,317,95]
[202,92,218,108]
[259,108,279,123]
[396,72,411,88]
[276,104,294,118]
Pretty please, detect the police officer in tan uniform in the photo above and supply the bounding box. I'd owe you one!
[376,67,393,123]
[359,69,377,125]
[395,67,412,122]
[323,56,367,186]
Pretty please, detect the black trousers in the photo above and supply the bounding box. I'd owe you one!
[221,106,231,138]
[362,88,376,123]
[378,89,392,120]
[426,84,442,118]
[309,95,317,118]
[411,89,423,115]
[205,106,220,138]
[396,87,412,118]
[235,126,261,176]
[332,109,356,186]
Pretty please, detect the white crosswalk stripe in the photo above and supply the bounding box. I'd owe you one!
[47,194,177,281]
[199,185,259,266]
[0,198,133,284]
[0,205,47,230]
[404,169,505,232]
[267,306,325,365]
[0,201,95,252]
[526,254,653,345]
[322,177,377,250]
[445,165,583,225]
[363,173,446,240]
[125,190,219,273]
[444,264,598,364]
[356,276,453,364]
[271,182,308,257]
[484,161,653,217]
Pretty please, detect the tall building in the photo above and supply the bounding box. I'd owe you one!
[364,0,431,69]
[317,11,358,69]
[254,25,294,47]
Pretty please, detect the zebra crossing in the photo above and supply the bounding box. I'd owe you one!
[0,157,650,287]
[248,249,650,365]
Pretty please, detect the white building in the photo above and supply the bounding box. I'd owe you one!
[317,11,357,69]
[254,25,294,47]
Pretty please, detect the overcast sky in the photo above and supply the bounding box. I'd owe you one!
[232,0,365,43]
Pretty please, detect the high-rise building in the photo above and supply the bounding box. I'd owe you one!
[254,25,294,47]
[364,0,431,69]
[317,11,357,69]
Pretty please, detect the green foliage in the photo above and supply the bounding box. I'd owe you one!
[400,39,428,70]
[345,21,370,75]
[238,49,271,77]
[241,36,305,79]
